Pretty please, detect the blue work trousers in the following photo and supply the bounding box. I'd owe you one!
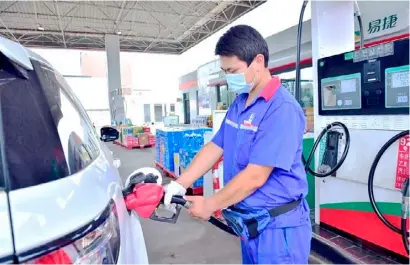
[240,223,312,264]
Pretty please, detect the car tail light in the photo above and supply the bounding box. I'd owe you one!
[24,201,120,264]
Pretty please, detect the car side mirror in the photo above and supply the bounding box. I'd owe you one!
[100,126,119,142]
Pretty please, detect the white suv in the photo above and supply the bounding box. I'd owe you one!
[0,36,148,264]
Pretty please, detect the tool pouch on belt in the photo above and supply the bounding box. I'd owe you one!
[221,199,302,241]
[222,207,270,240]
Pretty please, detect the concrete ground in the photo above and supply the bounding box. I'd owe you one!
[106,143,241,264]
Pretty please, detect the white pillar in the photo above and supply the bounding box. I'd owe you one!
[105,34,124,124]
[311,0,355,225]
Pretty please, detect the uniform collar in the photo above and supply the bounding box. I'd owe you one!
[259,76,281,101]
[238,76,281,104]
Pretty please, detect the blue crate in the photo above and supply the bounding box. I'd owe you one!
[155,127,211,173]
[192,177,204,187]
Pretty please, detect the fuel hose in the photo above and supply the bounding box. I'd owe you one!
[168,195,237,236]
[294,0,350,178]
[303,122,350,178]
[367,130,409,254]
[400,178,409,254]
[294,0,309,103]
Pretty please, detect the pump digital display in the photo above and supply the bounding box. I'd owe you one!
[385,65,410,108]
[391,71,409,88]
[321,73,361,110]
[318,38,409,116]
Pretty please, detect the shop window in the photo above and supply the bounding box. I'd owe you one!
[217,84,229,110]
[278,67,313,95]
[183,93,190,124]
[144,104,151,123]
[216,84,235,109]
[196,90,199,115]
[276,67,314,133]
[227,86,236,107]
[154,104,163,122]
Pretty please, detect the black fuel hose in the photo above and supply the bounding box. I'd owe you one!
[208,216,237,237]
[303,122,350,178]
[294,0,309,103]
[400,169,409,255]
[401,218,409,254]
[294,0,353,178]
[401,178,409,254]
[354,0,364,49]
[367,130,409,253]
[293,0,351,178]
[165,195,238,236]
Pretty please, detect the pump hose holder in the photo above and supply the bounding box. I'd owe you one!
[303,121,350,178]
[367,130,409,254]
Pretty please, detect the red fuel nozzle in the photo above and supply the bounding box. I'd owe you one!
[124,183,164,218]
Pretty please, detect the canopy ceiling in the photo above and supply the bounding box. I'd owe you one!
[0,1,266,54]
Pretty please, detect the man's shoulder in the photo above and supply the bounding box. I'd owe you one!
[275,86,302,105]
[267,87,304,116]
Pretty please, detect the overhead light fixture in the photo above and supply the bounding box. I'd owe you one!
[116,31,122,35]
[37,25,44,31]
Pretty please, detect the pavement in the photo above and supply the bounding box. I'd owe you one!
[106,143,241,264]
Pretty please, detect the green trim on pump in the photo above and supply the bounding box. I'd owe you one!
[321,201,401,216]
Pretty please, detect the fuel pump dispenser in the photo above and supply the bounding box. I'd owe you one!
[315,38,409,258]
[297,1,409,259]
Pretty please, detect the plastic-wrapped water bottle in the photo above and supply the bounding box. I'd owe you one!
[185,133,191,151]
[195,133,202,151]
[188,133,194,151]
[191,134,197,151]
[182,133,187,150]
[199,134,204,148]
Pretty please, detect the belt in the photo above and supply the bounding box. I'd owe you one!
[228,198,302,239]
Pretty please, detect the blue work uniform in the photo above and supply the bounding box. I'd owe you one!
[212,77,312,264]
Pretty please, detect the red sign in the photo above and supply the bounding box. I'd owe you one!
[395,135,409,189]
[179,79,198,91]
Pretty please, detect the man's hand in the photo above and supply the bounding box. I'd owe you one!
[185,196,215,221]
[164,181,186,206]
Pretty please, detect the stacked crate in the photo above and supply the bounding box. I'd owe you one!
[156,129,184,172]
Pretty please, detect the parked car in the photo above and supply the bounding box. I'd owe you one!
[0,36,148,264]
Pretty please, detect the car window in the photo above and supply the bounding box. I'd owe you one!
[52,71,101,140]
[33,60,100,174]
[0,56,100,191]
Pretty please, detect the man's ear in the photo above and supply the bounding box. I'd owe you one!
[255,54,264,65]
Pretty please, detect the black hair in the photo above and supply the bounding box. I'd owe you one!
[215,25,269,67]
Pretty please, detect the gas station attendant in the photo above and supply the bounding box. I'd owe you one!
[164,25,312,264]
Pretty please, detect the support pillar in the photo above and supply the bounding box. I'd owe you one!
[105,34,124,124]
[311,0,355,225]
